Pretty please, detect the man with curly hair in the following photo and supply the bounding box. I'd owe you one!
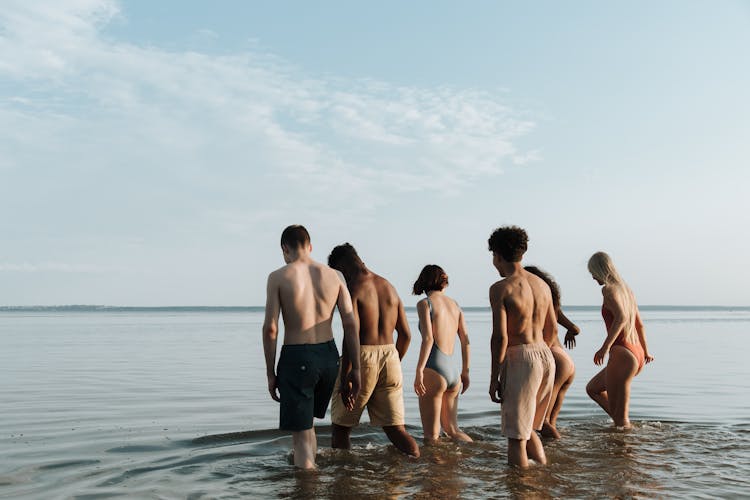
[487,226,555,468]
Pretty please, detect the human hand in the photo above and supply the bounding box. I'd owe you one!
[339,373,354,411]
[345,368,361,408]
[644,352,655,364]
[594,347,608,366]
[267,373,280,402]
[489,378,502,404]
[564,329,578,349]
[461,371,470,394]
[414,371,426,397]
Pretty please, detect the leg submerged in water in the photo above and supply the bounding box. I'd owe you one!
[542,346,575,439]
[383,425,420,457]
[440,384,473,443]
[292,429,317,469]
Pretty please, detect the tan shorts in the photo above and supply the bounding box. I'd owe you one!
[330,344,405,427]
[501,343,554,440]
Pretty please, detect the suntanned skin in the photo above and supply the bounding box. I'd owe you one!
[540,308,579,439]
[262,241,361,470]
[332,266,420,457]
[586,277,654,428]
[414,288,472,445]
[488,253,556,468]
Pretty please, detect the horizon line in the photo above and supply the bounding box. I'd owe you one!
[1,304,749,311]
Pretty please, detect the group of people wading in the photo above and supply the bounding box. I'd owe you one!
[262,224,654,469]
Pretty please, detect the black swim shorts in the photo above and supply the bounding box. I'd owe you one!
[277,340,340,431]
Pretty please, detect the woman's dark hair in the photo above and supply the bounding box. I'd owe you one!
[280,224,310,249]
[412,265,449,295]
[524,265,561,309]
[488,225,528,262]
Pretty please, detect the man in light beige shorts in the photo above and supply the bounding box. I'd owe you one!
[328,243,420,457]
[487,226,555,468]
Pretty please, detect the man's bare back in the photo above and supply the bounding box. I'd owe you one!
[262,226,361,470]
[326,243,419,457]
[490,270,556,347]
[268,260,347,345]
[349,272,410,351]
[487,225,556,469]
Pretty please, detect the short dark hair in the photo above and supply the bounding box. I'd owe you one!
[280,225,310,249]
[412,265,449,295]
[524,266,561,309]
[488,226,528,262]
[328,243,366,281]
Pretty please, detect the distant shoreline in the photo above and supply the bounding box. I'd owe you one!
[1,305,749,312]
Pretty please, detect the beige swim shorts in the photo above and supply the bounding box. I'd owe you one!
[331,344,405,427]
[501,342,554,440]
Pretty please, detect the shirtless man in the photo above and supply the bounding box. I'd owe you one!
[262,225,361,470]
[487,226,555,468]
[327,243,420,457]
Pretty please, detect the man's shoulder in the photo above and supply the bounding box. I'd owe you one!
[489,279,509,295]
[352,273,386,300]
[267,265,289,281]
[372,273,397,293]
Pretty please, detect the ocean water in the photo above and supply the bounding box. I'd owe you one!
[1,306,749,499]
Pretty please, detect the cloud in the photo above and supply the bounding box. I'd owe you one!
[0,0,536,240]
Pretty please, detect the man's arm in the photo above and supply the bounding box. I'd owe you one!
[335,272,361,406]
[394,298,411,360]
[338,293,357,409]
[262,272,281,402]
[489,283,507,403]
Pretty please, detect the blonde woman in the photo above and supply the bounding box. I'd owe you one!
[586,252,654,428]
[413,265,472,444]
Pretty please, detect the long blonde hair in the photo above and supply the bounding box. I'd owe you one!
[587,251,623,284]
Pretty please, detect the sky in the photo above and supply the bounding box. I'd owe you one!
[1,0,748,307]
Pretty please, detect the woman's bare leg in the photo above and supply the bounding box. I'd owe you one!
[440,384,473,443]
[586,367,611,418]
[418,368,446,444]
[606,346,638,428]
[542,346,575,438]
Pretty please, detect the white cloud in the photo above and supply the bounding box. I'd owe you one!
[0,0,536,238]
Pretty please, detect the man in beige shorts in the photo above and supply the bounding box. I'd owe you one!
[487,226,555,468]
[328,243,420,457]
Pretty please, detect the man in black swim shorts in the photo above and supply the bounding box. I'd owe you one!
[262,225,361,469]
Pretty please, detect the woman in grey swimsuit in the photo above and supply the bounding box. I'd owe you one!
[413,265,473,444]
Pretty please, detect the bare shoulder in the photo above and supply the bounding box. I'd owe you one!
[526,272,551,298]
[489,280,507,304]
[450,296,463,315]
[601,284,617,298]
[267,265,289,283]
[373,273,398,296]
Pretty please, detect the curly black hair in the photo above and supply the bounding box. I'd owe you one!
[487,226,528,262]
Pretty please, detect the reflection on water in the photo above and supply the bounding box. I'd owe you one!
[3,419,750,498]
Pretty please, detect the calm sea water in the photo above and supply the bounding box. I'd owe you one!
[2,307,749,499]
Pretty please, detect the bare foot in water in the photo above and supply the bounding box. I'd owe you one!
[540,422,561,439]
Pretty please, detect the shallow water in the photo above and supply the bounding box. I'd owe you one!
[2,307,749,498]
